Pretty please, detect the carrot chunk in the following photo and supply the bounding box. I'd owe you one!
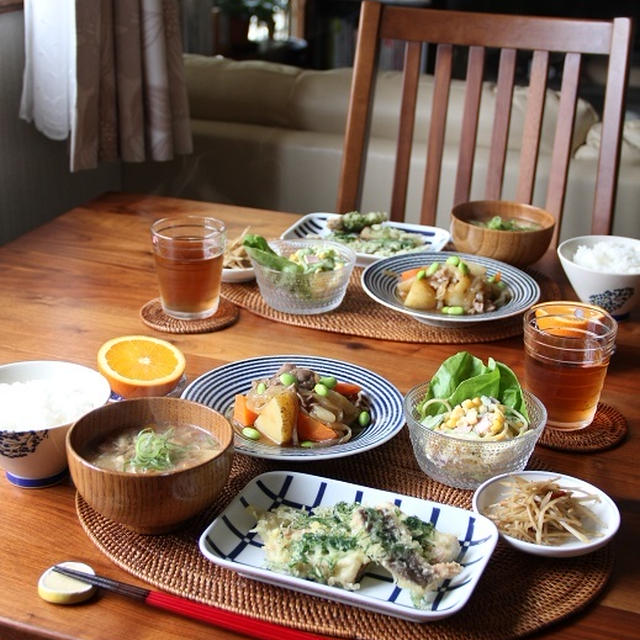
[333,381,363,396]
[233,394,258,427]
[297,412,338,442]
[399,267,425,281]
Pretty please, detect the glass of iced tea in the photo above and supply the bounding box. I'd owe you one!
[151,215,226,320]
[523,301,617,430]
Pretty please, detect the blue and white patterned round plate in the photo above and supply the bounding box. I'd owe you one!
[361,251,541,328]
[181,355,404,461]
[281,212,450,266]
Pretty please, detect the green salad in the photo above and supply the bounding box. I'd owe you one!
[418,351,530,441]
[243,234,348,300]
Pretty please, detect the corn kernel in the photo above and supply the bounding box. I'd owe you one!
[462,399,474,410]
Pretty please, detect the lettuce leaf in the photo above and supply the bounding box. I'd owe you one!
[418,351,528,419]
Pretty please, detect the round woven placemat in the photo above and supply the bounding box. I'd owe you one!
[221,268,560,344]
[139,297,239,334]
[538,403,628,452]
[76,430,613,640]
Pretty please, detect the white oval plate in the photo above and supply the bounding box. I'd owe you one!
[361,251,540,327]
[222,266,255,283]
[199,470,498,622]
[472,470,620,557]
[181,355,404,461]
[281,212,450,266]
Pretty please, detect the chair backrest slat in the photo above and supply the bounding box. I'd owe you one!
[516,50,549,203]
[421,43,453,226]
[390,41,422,222]
[485,48,516,200]
[454,46,485,207]
[337,2,632,246]
[593,17,633,235]
[545,52,581,246]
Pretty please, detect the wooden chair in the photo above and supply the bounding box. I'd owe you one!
[336,1,633,245]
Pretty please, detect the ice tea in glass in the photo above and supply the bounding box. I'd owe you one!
[151,216,225,319]
[523,301,617,430]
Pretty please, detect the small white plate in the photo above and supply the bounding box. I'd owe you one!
[281,212,450,266]
[472,471,620,557]
[361,251,540,328]
[199,471,499,622]
[222,267,255,283]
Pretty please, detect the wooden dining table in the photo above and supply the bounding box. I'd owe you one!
[0,192,638,640]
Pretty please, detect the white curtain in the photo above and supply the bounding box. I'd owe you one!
[20,0,192,172]
[19,0,76,142]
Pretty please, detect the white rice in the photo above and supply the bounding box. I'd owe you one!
[0,379,98,432]
[573,241,640,274]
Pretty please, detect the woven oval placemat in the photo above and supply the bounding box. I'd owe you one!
[538,403,628,452]
[221,269,560,344]
[76,429,613,640]
[140,297,239,334]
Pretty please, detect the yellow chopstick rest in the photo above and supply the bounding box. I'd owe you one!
[38,561,97,605]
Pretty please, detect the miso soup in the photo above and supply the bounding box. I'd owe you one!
[88,422,220,474]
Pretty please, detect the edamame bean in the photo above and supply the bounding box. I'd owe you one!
[319,376,337,389]
[426,262,439,276]
[358,410,371,427]
[446,255,460,266]
[279,372,296,386]
[314,383,329,396]
[300,441,314,448]
[416,269,426,280]
[241,427,261,440]
[256,382,266,394]
[458,261,469,275]
[445,306,465,315]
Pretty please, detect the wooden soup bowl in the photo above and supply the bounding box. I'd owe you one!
[66,397,234,534]
[451,200,555,267]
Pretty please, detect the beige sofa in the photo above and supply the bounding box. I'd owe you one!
[122,54,639,241]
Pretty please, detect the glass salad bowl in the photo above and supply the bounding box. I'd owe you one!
[248,239,356,315]
[404,382,546,490]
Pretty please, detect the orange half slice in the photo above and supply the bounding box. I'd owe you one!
[534,304,603,337]
[97,335,186,398]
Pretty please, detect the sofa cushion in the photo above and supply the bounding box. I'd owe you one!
[184,54,302,128]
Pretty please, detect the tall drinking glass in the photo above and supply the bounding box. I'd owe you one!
[151,216,226,320]
[523,301,617,430]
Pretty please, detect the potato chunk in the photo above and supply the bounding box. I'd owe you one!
[404,278,437,309]
[254,391,298,444]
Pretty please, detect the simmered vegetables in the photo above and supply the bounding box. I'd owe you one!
[231,363,371,447]
[397,256,510,315]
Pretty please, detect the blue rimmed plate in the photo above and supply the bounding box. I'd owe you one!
[281,213,450,266]
[361,251,541,328]
[181,355,404,461]
[199,471,499,622]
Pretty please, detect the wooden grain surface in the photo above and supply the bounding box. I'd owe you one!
[0,192,638,640]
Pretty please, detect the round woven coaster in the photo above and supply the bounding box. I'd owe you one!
[139,297,238,334]
[538,403,628,452]
[76,430,612,640]
[221,268,560,345]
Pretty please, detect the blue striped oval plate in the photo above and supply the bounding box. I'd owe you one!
[181,355,404,461]
[361,251,541,327]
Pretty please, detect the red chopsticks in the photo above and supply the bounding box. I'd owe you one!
[52,565,330,640]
